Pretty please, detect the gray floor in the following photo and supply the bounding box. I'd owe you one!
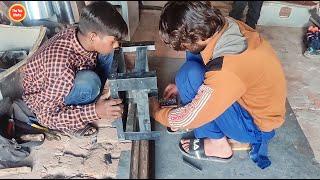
[149,58,320,179]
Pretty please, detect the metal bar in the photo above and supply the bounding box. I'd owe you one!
[121,46,155,53]
[109,76,125,141]
[108,77,157,91]
[121,41,155,53]
[121,41,155,47]
[111,120,125,141]
[126,102,137,132]
[116,151,131,179]
[117,49,126,73]
[135,47,148,72]
[109,49,120,76]
[115,71,156,79]
[133,90,151,132]
[124,131,161,141]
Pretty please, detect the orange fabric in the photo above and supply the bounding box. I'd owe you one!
[154,19,287,132]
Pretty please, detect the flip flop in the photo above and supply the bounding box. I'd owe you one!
[72,124,98,138]
[178,138,233,163]
[166,127,191,135]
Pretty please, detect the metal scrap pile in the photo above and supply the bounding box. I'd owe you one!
[0,50,28,72]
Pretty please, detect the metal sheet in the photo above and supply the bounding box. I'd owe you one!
[109,77,157,91]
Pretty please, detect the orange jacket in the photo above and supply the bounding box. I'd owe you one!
[154,20,287,132]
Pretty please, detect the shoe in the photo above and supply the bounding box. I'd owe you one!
[178,138,233,163]
[70,124,98,138]
[304,48,320,59]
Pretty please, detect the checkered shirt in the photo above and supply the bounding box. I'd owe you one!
[22,27,100,132]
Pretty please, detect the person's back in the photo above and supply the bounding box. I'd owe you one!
[210,19,287,131]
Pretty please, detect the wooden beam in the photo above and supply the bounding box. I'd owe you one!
[130,140,140,179]
[138,140,150,178]
[129,102,151,179]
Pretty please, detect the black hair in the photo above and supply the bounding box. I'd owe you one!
[79,1,128,41]
[159,1,225,51]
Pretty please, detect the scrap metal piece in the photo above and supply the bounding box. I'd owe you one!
[182,156,202,172]
[20,134,45,142]
[104,153,112,165]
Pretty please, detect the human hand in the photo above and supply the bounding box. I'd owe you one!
[95,93,123,120]
[163,83,178,99]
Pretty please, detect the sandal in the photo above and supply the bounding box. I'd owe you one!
[178,138,233,163]
[166,127,191,135]
[72,124,98,138]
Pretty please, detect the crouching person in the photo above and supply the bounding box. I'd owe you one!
[22,2,127,137]
[149,1,287,169]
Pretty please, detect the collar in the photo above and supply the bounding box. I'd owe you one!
[200,20,229,65]
[72,27,97,59]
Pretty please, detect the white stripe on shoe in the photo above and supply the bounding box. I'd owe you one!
[0,90,3,101]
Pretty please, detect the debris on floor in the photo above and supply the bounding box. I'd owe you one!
[0,130,132,179]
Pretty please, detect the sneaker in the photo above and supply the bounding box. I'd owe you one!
[304,47,320,59]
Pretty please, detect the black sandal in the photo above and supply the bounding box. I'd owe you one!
[166,127,191,135]
[178,138,233,163]
[72,124,98,138]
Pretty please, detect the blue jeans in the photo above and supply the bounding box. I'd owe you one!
[64,53,114,105]
[175,51,275,169]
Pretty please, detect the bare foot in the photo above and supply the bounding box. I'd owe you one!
[181,136,233,158]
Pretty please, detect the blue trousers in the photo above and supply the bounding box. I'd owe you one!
[175,52,275,169]
[64,53,114,105]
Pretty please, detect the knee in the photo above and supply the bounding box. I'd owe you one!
[175,61,206,104]
[75,70,101,95]
[176,61,205,86]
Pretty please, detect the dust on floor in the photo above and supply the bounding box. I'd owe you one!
[1,130,131,179]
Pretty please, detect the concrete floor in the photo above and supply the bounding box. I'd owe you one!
[257,26,320,162]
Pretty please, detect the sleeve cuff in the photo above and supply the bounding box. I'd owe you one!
[154,107,173,127]
[80,103,101,123]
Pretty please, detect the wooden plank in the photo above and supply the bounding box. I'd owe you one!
[138,140,149,178]
[130,140,140,179]
[128,100,150,179]
[130,106,140,179]
[0,166,31,177]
